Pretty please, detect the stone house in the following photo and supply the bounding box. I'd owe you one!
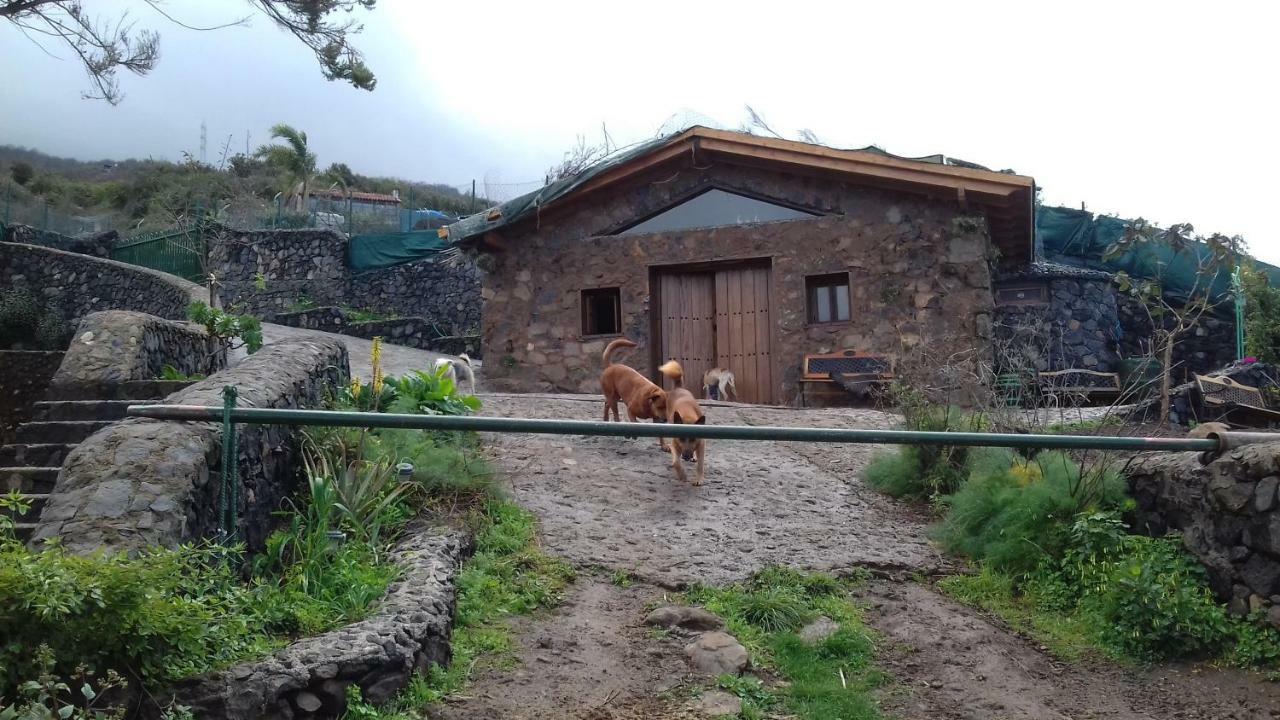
[445,127,1036,405]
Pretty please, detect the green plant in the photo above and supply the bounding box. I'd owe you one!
[609,569,634,588]
[389,368,480,416]
[0,645,129,720]
[286,297,318,314]
[186,301,263,372]
[1243,265,1280,365]
[933,451,1127,575]
[735,587,810,632]
[344,307,397,324]
[158,364,205,382]
[303,439,411,549]
[0,284,40,350]
[864,395,989,501]
[715,674,776,712]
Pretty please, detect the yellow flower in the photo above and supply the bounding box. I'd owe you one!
[371,337,385,397]
[349,376,363,400]
[1009,459,1043,487]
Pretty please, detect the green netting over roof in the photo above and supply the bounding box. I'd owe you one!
[1037,205,1278,302]
[348,231,449,271]
[444,126,997,245]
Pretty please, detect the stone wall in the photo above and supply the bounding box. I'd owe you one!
[0,350,63,444]
[31,336,349,555]
[479,162,996,405]
[46,311,220,398]
[0,241,201,331]
[1128,442,1280,626]
[210,229,480,337]
[273,306,481,358]
[172,528,470,719]
[994,265,1122,373]
[994,262,1240,383]
[1117,295,1238,383]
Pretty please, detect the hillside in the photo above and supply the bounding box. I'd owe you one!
[0,145,492,236]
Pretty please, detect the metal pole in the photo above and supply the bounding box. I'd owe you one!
[219,386,239,543]
[470,180,476,214]
[126,404,1232,454]
[1234,266,1246,360]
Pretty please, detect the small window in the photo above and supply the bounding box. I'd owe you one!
[807,273,850,324]
[582,288,622,336]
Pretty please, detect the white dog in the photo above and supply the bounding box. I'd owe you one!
[701,367,737,402]
[433,353,475,395]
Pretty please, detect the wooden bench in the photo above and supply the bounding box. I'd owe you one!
[1195,374,1280,427]
[798,351,893,407]
[1037,369,1122,406]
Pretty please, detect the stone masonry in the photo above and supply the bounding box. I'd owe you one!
[46,311,221,397]
[0,241,200,329]
[210,229,480,337]
[1129,441,1280,626]
[479,161,996,405]
[273,306,482,358]
[171,528,470,720]
[0,350,63,444]
[994,264,1122,373]
[31,336,348,555]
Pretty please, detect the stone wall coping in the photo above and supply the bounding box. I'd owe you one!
[1,241,206,304]
[48,310,216,391]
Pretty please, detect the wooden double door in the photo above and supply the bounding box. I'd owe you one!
[656,264,774,404]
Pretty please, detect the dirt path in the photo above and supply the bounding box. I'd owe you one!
[446,392,1280,719]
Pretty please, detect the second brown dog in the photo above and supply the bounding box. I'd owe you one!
[658,360,707,485]
[601,338,669,451]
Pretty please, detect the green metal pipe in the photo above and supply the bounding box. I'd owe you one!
[126,404,1226,453]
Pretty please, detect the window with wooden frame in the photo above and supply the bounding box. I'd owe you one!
[581,288,622,336]
[806,273,851,324]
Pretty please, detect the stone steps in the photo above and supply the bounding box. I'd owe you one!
[0,443,76,468]
[15,421,114,445]
[1,467,60,494]
[34,400,134,422]
[4,381,195,544]
[44,379,193,401]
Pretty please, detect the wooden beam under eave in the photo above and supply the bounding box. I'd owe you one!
[695,137,1023,201]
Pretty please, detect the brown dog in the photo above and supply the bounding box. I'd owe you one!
[658,360,707,485]
[601,338,669,450]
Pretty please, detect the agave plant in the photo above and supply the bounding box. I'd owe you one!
[303,441,411,550]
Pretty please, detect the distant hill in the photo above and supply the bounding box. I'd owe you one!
[0,145,493,234]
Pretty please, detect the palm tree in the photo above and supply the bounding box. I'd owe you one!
[256,124,317,213]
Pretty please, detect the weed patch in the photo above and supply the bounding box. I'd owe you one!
[685,568,885,720]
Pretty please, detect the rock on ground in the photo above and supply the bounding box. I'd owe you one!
[683,632,749,676]
[644,606,725,633]
[692,691,741,717]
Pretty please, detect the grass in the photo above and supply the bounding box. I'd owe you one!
[684,567,886,720]
[937,567,1100,662]
[343,500,575,718]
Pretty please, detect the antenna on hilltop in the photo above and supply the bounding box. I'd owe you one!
[200,121,208,164]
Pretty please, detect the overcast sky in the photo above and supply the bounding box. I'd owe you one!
[2,1,1276,261]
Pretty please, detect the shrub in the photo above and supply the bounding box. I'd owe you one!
[863,401,989,501]
[389,368,480,416]
[934,452,1127,575]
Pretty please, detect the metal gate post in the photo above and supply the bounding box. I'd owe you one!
[220,385,239,543]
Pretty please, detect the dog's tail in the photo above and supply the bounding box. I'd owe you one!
[602,338,637,367]
[456,353,476,394]
[658,360,684,388]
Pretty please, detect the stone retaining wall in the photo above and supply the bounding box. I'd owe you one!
[210,229,479,338]
[31,336,349,555]
[46,311,220,399]
[171,528,470,719]
[273,306,481,358]
[0,350,63,444]
[0,241,201,331]
[1128,442,1280,626]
